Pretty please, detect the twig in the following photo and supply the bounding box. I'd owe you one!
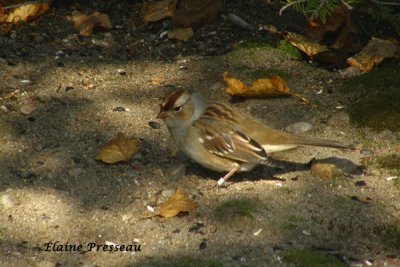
[311,0,328,20]
[279,0,307,16]
[370,0,400,6]
[340,0,353,10]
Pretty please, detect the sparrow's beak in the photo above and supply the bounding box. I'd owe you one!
[156,110,169,119]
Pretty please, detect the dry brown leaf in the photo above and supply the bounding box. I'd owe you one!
[156,188,198,218]
[95,132,138,164]
[347,37,399,73]
[283,31,329,57]
[71,11,112,36]
[141,0,177,23]
[5,3,49,23]
[167,27,194,41]
[224,72,292,97]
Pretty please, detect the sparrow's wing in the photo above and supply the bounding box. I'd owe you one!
[193,109,268,164]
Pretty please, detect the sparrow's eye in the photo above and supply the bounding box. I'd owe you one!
[174,106,182,112]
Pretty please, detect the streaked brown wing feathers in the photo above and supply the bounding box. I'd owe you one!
[194,103,268,163]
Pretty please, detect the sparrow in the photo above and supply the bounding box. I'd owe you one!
[157,89,356,186]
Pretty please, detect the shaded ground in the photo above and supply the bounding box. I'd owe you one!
[1,1,400,266]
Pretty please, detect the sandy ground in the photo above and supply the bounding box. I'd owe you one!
[1,1,400,267]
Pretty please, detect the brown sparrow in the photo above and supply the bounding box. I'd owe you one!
[157,89,356,186]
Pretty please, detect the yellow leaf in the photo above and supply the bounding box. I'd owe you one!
[224,72,292,97]
[283,31,329,57]
[95,132,138,164]
[71,11,112,36]
[167,27,194,42]
[156,188,198,218]
[6,3,49,23]
[347,37,399,73]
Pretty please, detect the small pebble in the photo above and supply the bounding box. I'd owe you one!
[199,240,207,251]
[161,189,175,198]
[355,180,366,187]
[360,148,374,156]
[113,107,126,112]
[163,162,186,181]
[285,122,313,134]
[68,167,84,177]
[117,69,127,75]
[0,193,14,209]
[148,121,160,129]
[20,103,36,115]
[55,50,65,56]
[302,230,312,236]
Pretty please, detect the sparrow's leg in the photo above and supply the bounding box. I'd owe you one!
[217,164,241,186]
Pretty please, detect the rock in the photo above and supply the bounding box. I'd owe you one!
[355,180,367,187]
[285,122,313,134]
[113,106,126,112]
[148,121,160,129]
[68,167,84,177]
[360,148,374,156]
[161,189,175,199]
[20,102,36,115]
[163,162,186,180]
[0,193,14,209]
[311,162,342,179]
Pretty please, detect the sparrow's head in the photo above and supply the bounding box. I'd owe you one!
[157,89,195,128]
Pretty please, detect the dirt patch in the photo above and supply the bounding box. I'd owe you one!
[0,1,399,266]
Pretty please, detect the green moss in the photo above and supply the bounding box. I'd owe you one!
[248,68,291,80]
[340,61,400,131]
[277,40,302,60]
[234,39,272,50]
[215,198,260,219]
[282,249,346,267]
[376,154,400,171]
[140,256,224,267]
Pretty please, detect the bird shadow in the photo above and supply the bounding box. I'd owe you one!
[185,156,363,183]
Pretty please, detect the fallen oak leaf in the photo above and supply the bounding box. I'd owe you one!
[71,11,112,36]
[224,73,308,104]
[224,72,291,97]
[346,37,399,73]
[283,31,329,58]
[155,188,198,218]
[95,132,138,164]
[5,3,49,23]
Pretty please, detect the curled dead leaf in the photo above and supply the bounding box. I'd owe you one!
[224,73,308,104]
[347,37,399,73]
[283,31,329,57]
[95,132,138,164]
[224,72,292,98]
[71,11,112,36]
[155,188,198,218]
[5,3,49,23]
